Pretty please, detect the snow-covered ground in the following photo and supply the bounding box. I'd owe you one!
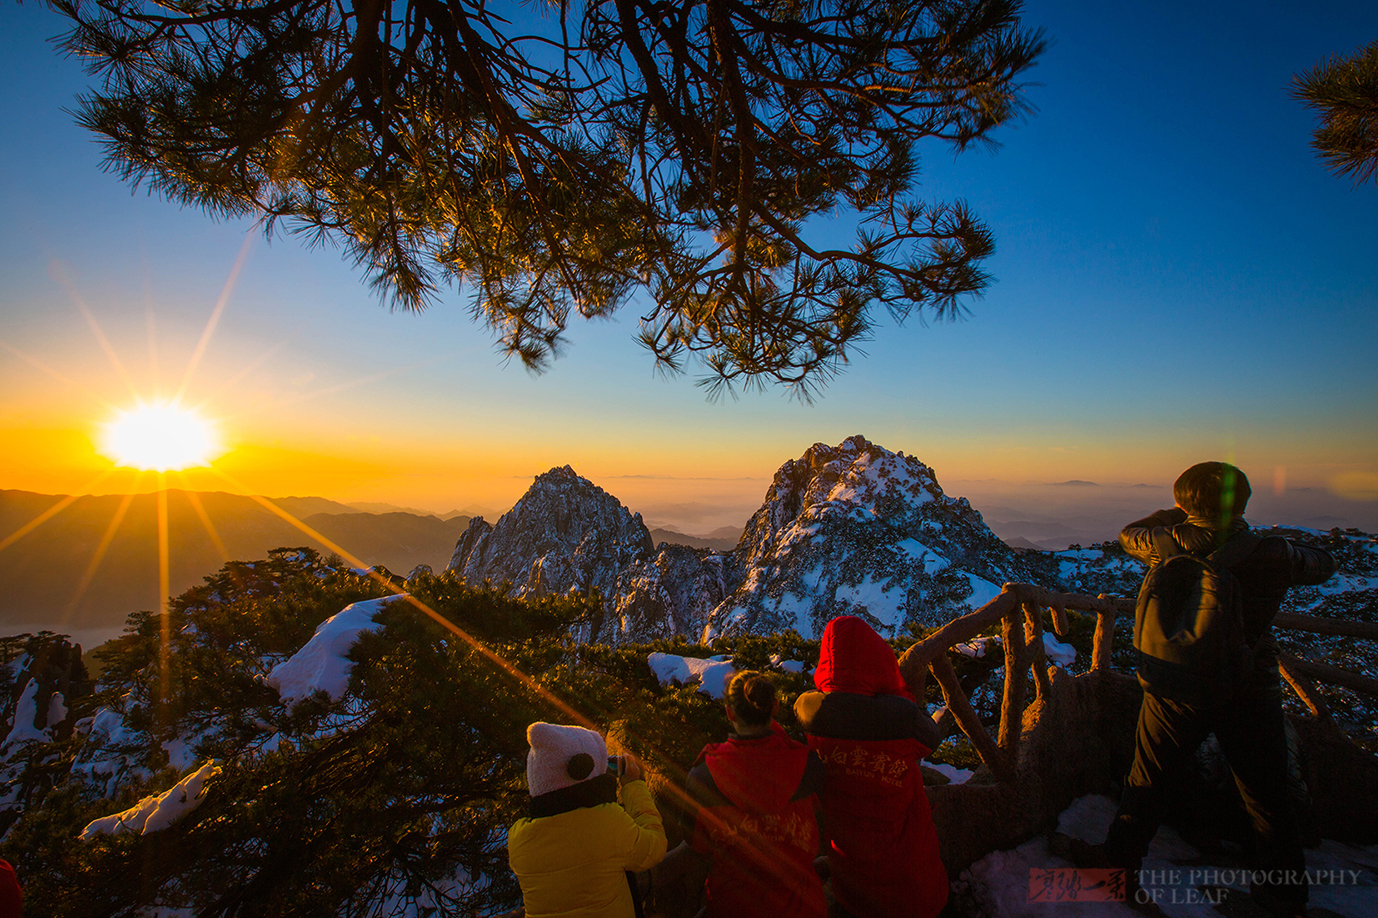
[958,794,1378,917]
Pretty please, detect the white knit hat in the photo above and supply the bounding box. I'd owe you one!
[525,722,608,797]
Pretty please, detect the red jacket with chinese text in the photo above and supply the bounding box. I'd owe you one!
[795,615,949,918]
[685,724,826,918]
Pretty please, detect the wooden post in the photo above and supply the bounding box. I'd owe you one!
[1092,604,1118,672]
[930,653,1011,782]
[1024,601,1050,702]
[1049,598,1070,640]
[1278,652,1378,698]
[998,608,1028,763]
[907,663,929,707]
[1273,613,1378,640]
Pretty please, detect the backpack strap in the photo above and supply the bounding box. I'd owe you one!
[1206,531,1263,570]
[1151,526,1261,569]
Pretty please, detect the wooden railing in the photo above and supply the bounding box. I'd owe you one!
[1272,612,1378,723]
[894,583,1378,782]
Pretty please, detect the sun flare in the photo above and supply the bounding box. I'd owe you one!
[100,402,222,472]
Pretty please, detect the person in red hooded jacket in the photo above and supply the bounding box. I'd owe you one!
[682,670,827,918]
[794,615,948,918]
[0,857,19,918]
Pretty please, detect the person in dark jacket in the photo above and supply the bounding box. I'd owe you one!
[683,671,827,918]
[1101,462,1336,917]
[794,616,948,918]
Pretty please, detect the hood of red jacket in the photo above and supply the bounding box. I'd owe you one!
[813,616,911,698]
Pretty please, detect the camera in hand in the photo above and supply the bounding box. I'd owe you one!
[607,755,624,776]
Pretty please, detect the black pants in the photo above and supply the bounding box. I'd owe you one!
[1105,682,1307,907]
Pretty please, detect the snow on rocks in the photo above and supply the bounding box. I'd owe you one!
[925,762,973,785]
[1042,633,1076,667]
[446,466,655,608]
[768,654,807,674]
[957,793,1217,917]
[949,633,1073,666]
[2,680,64,748]
[268,595,403,707]
[80,762,221,839]
[956,636,1001,659]
[647,653,735,699]
[957,793,1378,918]
[707,436,1050,640]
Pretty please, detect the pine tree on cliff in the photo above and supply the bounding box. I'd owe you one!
[53,0,1044,396]
[1293,39,1378,187]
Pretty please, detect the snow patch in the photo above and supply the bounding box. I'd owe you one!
[267,596,403,707]
[769,654,807,674]
[955,636,1001,659]
[1042,633,1076,667]
[926,762,973,785]
[647,653,735,699]
[163,735,201,774]
[965,573,1003,610]
[80,762,220,839]
[3,680,60,747]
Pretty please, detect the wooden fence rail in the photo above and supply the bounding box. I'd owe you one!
[895,583,1376,782]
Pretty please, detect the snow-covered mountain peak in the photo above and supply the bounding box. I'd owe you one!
[446,465,654,603]
[438,437,1057,644]
[711,436,1048,640]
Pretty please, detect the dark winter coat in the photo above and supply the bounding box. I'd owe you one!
[793,616,948,918]
[1119,508,1337,677]
[684,724,826,918]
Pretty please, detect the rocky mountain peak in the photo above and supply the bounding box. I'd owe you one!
[712,435,1050,640]
[446,466,655,608]
[445,437,1057,645]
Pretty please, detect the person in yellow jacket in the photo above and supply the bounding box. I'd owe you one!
[509,722,667,918]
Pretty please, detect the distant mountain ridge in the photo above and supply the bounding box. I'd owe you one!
[0,489,469,634]
[648,528,740,552]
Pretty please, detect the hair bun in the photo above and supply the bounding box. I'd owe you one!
[746,677,773,707]
[567,752,595,780]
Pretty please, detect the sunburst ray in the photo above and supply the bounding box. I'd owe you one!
[49,260,141,403]
[0,469,117,555]
[62,488,140,622]
[175,232,255,405]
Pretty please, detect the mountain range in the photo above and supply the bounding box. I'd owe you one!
[6,435,1371,649]
[0,490,472,636]
[447,436,1067,643]
[0,486,742,640]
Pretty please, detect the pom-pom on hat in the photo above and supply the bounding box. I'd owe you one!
[525,722,608,797]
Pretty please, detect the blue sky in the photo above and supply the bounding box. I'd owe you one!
[1,0,1375,537]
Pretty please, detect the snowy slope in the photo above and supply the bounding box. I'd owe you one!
[707,435,1055,639]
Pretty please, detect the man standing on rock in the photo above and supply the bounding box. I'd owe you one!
[1087,462,1336,917]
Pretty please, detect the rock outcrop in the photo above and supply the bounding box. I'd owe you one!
[707,436,1055,639]
[613,545,737,643]
[446,466,657,639]
[2,634,92,832]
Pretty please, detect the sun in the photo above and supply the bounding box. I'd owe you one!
[100,402,223,472]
